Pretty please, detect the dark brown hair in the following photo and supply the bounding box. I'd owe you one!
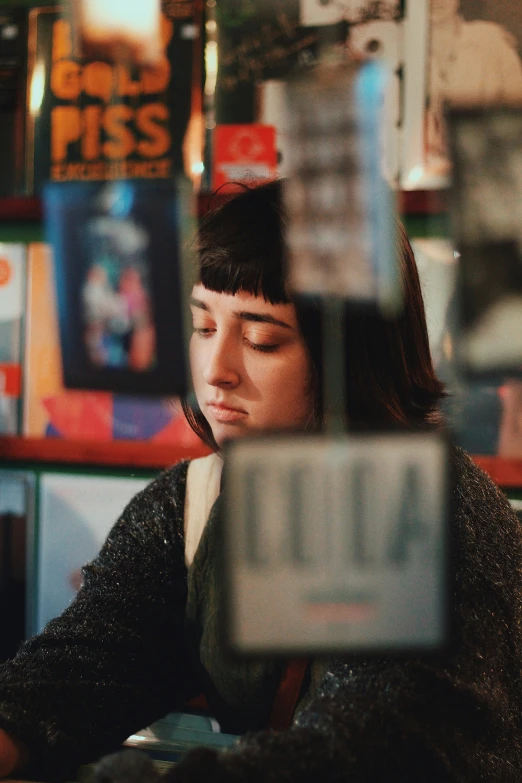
[182,181,445,450]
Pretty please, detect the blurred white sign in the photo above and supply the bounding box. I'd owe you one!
[225,433,448,654]
[282,61,399,311]
[299,0,401,26]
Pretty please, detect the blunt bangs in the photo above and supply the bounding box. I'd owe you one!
[195,182,291,304]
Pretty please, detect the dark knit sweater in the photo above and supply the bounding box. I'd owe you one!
[1,446,522,781]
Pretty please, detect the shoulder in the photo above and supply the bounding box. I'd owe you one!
[450,444,514,521]
[462,20,519,50]
[104,460,191,548]
[124,459,190,515]
[449,444,522,585]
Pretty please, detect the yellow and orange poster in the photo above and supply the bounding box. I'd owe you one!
[26,2,201,192]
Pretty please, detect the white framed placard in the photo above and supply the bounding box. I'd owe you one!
[224,432,449,655]
[448,106,522,379]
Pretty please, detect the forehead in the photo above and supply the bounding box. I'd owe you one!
[190,284,299,327]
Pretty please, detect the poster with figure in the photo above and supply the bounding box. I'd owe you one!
[424,0,522,186]
[43,179,192,395]
[23,243,203,448]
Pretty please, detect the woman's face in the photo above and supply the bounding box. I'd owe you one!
[190,284,315,446]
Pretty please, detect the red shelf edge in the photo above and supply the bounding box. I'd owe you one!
[0,441,520,487]
[0,197,43,221]
[398,190,449,216]
[0,436,211,469]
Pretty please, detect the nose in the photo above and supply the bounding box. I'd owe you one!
[203,333,240,388]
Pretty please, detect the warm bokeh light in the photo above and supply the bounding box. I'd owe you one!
[204,40,218,97]
[29,60,45,116]
[76,0,162,66]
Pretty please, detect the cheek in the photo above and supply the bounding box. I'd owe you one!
[258,351,314,421]
[287,362,315,415]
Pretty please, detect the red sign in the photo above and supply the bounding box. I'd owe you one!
[213,124,278,191]
[0,364,22,397]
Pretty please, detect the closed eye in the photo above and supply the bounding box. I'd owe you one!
[245,338,280,353]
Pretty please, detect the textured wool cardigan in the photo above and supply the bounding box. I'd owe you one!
[1,446,522,782]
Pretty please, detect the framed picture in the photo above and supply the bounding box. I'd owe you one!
[448,106,522,380]
[43,178,195,396]
[22,242,202,448]
[36,471,150,633]
[403,0,522,189]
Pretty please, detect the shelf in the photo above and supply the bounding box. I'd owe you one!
[0,197,42,221]
[398,190,449,216]
[0,440,520,487]
[0,436,211,469]
[471,456,522,489]
[0,194,222,222]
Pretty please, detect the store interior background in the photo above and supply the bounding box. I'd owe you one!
[0,0,521,663]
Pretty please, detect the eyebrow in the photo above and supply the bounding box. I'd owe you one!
[190,297,293,330]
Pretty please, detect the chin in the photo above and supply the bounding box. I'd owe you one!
[211,424,249,448]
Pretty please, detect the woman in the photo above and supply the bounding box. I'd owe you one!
[0,181,522,781]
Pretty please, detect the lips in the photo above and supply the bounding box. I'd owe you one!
[207,402,247,424]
